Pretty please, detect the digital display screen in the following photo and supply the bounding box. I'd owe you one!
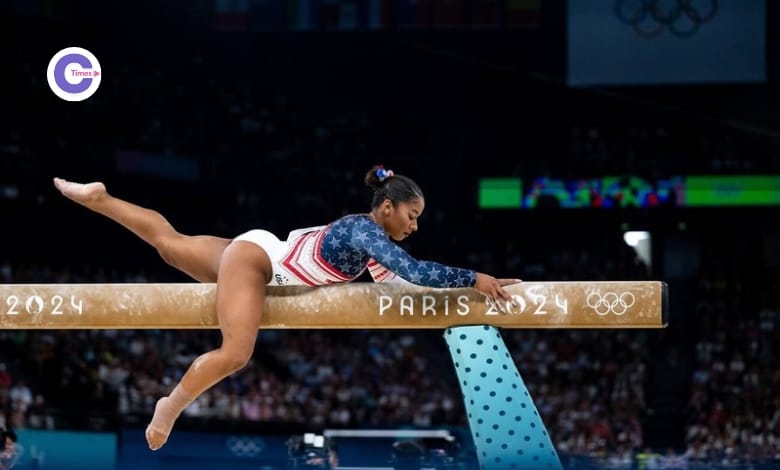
[479,175,780,209]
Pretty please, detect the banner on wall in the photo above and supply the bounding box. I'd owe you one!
[219,0,541,31]
[567,0,766,86]
[13,429,116,470]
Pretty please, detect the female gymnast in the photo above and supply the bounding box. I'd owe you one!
[53,165,519,450]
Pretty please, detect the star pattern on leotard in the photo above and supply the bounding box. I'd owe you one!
[327,237,341,250]
[317,214,476,288]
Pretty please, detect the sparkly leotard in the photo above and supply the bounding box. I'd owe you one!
[234,214,477,287]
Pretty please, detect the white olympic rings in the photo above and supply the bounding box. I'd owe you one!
[586,291,636,316]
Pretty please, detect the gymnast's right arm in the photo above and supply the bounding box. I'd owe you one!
[348,217,519,293]
[349,218,520,307]
[349,218,475,288]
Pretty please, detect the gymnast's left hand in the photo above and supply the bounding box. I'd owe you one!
[475,274,522,313]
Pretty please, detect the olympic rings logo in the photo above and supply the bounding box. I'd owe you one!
[615,0,718,38]
[226,436,266,457]
[586,292,636,316]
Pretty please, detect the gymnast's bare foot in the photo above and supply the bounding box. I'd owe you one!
[145,396,177,451]
[145,423,168,451]
[53,177,107,207]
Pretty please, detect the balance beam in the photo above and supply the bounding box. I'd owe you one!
[0,281,668,329]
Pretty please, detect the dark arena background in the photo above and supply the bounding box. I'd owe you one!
[1,0,779,469]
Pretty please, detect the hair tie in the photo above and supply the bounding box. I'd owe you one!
[376,166,394,182]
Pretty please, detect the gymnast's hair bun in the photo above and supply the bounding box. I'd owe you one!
[364,165,394,190]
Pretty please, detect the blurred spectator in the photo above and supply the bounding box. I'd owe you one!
[0,429,18,470]
[7,381,31,430]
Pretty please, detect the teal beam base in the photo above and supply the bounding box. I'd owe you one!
[445,325,563,469]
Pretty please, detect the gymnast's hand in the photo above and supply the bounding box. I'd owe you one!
[475,273,521,313]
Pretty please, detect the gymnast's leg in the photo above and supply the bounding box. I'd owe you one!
[145,240,271,450]
[53,177,229,282]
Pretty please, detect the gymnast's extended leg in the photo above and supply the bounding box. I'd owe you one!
[144,240,271,450]
[53,177,229,282]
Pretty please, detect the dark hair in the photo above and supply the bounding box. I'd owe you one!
[364,165,424,209]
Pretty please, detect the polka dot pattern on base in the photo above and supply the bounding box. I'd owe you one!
[444,325,562,470]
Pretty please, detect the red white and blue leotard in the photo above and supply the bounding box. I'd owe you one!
[234,214,477,288]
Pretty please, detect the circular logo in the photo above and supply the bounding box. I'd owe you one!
[47,47,102,101]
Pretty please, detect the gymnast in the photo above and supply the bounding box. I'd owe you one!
[53,165,519,450]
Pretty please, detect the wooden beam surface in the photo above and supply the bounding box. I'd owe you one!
[0,281,668,329]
